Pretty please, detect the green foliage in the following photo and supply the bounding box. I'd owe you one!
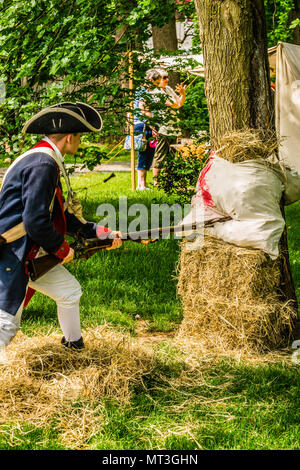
[264,0,295,46]
[179,76,209,137]
[0,0,203,166]
[75,141,109,171]
[0,0,206,172]
[158,140,209,204]
[0,1,136,154]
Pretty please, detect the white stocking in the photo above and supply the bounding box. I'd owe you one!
[29,264,83,342]
[57,303,82,342]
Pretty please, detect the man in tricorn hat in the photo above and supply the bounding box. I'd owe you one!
[0,102,122,351]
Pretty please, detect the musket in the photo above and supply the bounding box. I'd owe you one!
[26,217,230,281]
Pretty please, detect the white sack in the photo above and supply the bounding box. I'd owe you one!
[181,155,286,259]
[201,156,284,219]
[205,218,284,259]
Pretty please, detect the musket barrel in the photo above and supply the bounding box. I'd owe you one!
[121,218,230,240]
[122,222,199,240]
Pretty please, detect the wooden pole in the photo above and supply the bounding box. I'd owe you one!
[128,50,136,191]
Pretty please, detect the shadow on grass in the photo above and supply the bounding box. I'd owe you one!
[96,356,300,450]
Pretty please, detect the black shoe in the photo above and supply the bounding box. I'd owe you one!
[61,336,85,350]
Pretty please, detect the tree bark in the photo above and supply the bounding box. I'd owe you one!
[195,0,274,147]
[152,16,178,51]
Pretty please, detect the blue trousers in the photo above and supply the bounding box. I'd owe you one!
[134,123,155,171]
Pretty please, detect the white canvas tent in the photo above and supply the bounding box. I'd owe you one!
[269,42,300,175]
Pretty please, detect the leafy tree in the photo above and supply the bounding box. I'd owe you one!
[0,0,201,164]
[264,0,299,46]
[1,0,300,168]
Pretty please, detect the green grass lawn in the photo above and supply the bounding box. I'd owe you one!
[1,171,300,451]
[284,200,300,306]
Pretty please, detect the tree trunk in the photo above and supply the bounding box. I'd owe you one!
[152,17,178,51]
[191,0,298,339]
[152,15,180,88]
[195,0,274,147]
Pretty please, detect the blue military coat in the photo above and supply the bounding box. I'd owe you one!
[0,140,97,315]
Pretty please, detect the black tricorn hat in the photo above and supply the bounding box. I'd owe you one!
[22,102,103,134]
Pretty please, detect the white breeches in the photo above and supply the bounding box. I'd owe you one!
[0,264,82,347]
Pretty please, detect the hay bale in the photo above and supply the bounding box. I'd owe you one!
[217,128,278,163]
[176,237,297,356]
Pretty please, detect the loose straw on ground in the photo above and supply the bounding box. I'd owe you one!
[0,326,155,447]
